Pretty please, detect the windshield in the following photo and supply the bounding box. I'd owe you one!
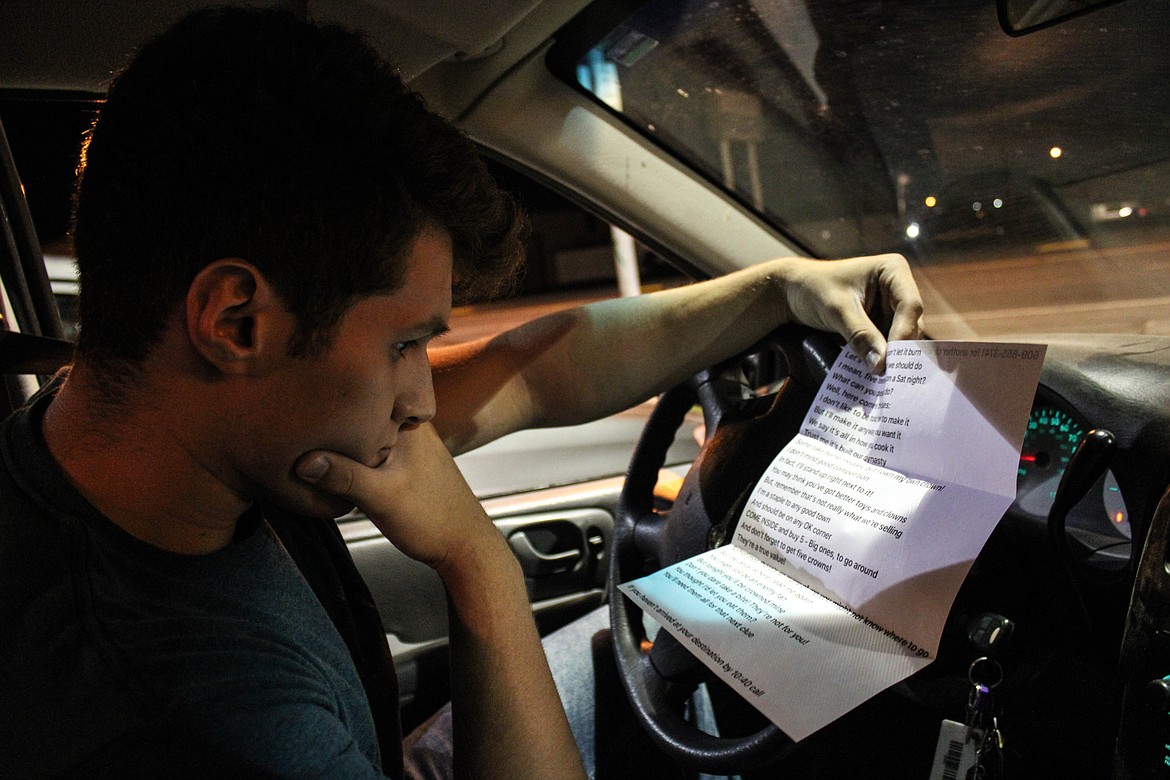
[567,0,1170,338]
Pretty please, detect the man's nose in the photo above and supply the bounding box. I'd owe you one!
[394,354,436,428]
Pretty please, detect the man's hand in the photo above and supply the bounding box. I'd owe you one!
[776,253,924,373]
[294,423,497,574]
[295,424,587,779]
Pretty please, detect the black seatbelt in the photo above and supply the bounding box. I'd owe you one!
[0,113,72,417]
[0,113,64,340]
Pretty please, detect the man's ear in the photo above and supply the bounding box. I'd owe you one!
[186,259,288,374]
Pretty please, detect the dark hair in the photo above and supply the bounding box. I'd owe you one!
[72,7,525,372]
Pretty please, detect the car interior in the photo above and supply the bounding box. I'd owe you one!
[3,0,1170,777]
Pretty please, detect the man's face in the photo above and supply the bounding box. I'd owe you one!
[231,227,453,518]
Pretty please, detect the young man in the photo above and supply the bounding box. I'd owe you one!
[0,7,922,779]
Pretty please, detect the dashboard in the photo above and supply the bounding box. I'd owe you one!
[1012,334,1170,548]
[947,333,1170,777]
[747,331,1170,777]
[1011,388,1132,570]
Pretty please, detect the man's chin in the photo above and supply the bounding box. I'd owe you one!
[263,482,358,520]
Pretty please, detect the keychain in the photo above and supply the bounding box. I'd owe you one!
[928,657,1005,780]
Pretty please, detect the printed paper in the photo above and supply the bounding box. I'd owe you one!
[619,341,1045,740]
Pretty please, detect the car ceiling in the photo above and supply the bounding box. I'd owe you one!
[0,0,586,95]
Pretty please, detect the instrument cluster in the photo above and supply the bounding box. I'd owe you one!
[1010,395,1131,568]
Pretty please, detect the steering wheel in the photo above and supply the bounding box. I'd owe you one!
[609,325,843,775]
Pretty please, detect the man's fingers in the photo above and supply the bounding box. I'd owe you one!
[295,451,364,502]
[889,306,925,343]
[821,287,886,373]
[878,255,925,342]
[854,254,924,370]
[884,288,925,343]
[848,325,887,374]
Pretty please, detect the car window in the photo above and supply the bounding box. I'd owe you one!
[444,161,688,347]
[559,0,1170,339]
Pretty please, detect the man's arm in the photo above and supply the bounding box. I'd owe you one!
[431,253,923,454]
[295,427,587,780]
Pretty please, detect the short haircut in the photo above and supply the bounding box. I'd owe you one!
[72,6,525,374]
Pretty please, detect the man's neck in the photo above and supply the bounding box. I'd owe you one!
[41,362,248,555]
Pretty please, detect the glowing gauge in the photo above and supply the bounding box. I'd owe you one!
[1103,471,1131,539]
[1015,407,1084,517]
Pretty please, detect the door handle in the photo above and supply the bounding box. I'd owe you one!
[508,531,583,576]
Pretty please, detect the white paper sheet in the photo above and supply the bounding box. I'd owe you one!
[618,340,1045,741]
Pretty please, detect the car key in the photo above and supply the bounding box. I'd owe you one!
[966,658,1005,779]
[928,657,1005,780]
[967,685,1003,779]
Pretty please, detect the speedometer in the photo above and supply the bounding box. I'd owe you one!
[1015,406,1084,518]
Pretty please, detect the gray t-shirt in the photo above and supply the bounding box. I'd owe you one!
[0,392,385,778]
